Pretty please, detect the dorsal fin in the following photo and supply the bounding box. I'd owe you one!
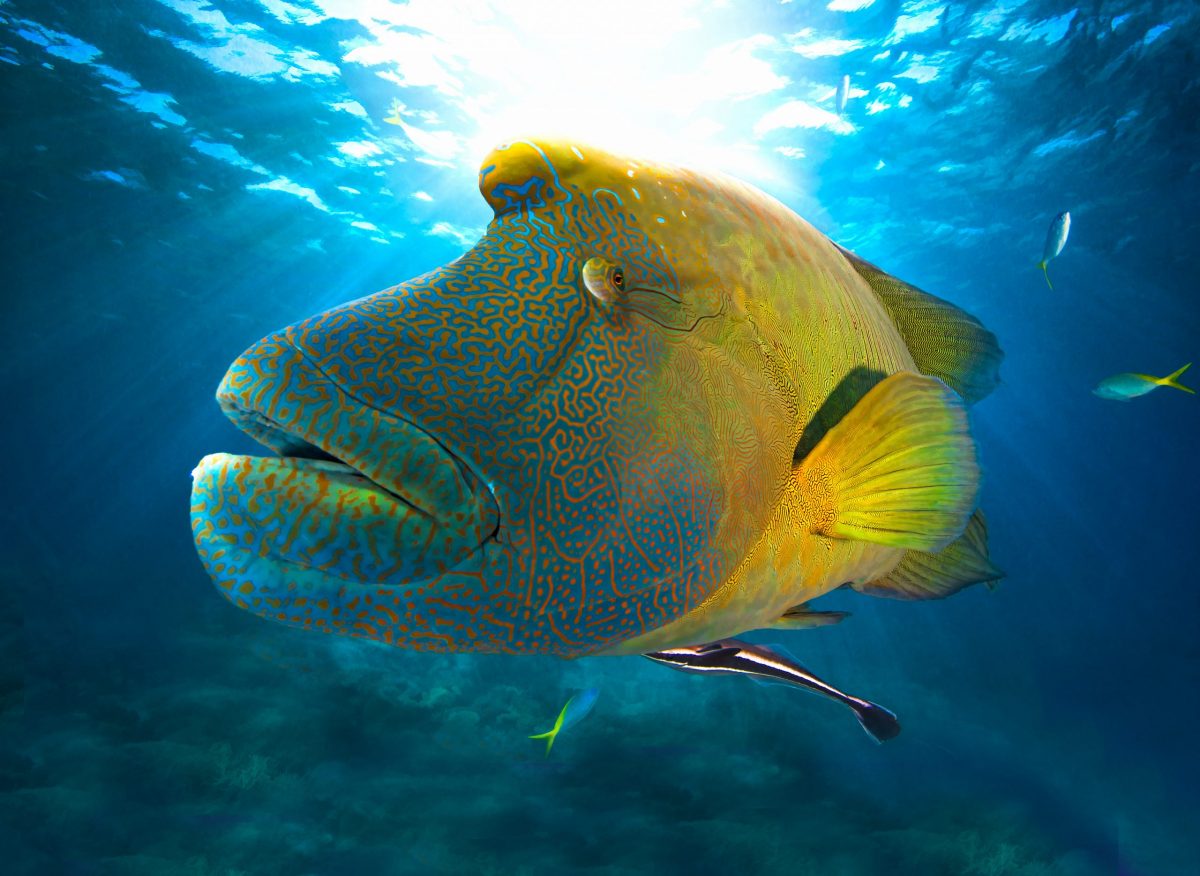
[838,246,1003,405]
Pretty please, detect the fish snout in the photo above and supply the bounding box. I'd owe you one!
[215,330,496,533]
[192,330,500,604]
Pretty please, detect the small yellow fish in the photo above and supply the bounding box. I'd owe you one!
[383,99,404,128]
[529,688,599,756]
[1093,363,1194,401]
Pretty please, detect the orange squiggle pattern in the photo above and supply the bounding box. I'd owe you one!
[191,138,931,656]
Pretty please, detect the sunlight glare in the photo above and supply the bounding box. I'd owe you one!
[343,0,789,180]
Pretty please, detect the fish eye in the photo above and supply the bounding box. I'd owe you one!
[582,257,626,307]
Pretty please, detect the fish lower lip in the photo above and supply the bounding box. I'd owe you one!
[190,452,480,591]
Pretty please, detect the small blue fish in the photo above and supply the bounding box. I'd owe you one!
[529,688,599,756]
[1093,363,1194,401]
[1038,211,1070,290]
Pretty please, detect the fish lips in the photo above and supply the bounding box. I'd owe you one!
[191,330,499,590]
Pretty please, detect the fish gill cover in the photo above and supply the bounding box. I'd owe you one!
[1,1,1198,874]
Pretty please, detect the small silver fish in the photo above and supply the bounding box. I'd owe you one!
[836,74,850,116]
[1038,211,1070,290]
[644,639,900,743]
[1093,363,1194,401]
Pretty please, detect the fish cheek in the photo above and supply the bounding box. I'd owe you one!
[502,313,725,636]
[647,323,797,573]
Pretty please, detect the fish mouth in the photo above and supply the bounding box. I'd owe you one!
[190,331,499,598]
[217,400,474,525]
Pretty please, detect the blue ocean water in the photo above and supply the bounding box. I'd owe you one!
[3,0,1198,873]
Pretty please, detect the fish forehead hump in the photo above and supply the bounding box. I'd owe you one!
[479,139,795,279]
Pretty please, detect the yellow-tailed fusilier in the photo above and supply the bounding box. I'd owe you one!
[1038,211,1070,290]
[529,688,599,756]
[1093,363,1194,401]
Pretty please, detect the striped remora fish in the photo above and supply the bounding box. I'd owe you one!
[645,640,901,743]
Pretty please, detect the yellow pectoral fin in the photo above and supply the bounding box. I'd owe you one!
[795,371,980,553]
[854,509,1004,600]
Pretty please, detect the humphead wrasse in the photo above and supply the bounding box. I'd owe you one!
[191,138,1003,676]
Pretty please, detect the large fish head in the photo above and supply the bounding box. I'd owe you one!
[190,139,792,655]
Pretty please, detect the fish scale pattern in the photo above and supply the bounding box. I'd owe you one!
[190,136,957,656]
[194,139,772,655]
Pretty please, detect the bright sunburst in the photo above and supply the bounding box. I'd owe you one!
[329,0,854,182]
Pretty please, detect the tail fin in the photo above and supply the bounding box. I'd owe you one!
[529,696,573,757]
[1158,363,1195,394]
[1038,260,1053,291]
[851,700,902,743]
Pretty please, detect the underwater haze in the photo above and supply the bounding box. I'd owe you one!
[3,0,1199,873]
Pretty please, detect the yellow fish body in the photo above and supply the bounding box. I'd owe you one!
[191,138,1003,657]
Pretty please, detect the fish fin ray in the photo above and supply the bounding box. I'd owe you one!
[528,729,557,756]
[529,696,573,756]
[838,245,1004,404]
[795,371,980,552]
[854,509,1004,600]
[854,701,902,743]
[1038,260,1054,291]
[771,604,850,629]
[1160,362,1194,394]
